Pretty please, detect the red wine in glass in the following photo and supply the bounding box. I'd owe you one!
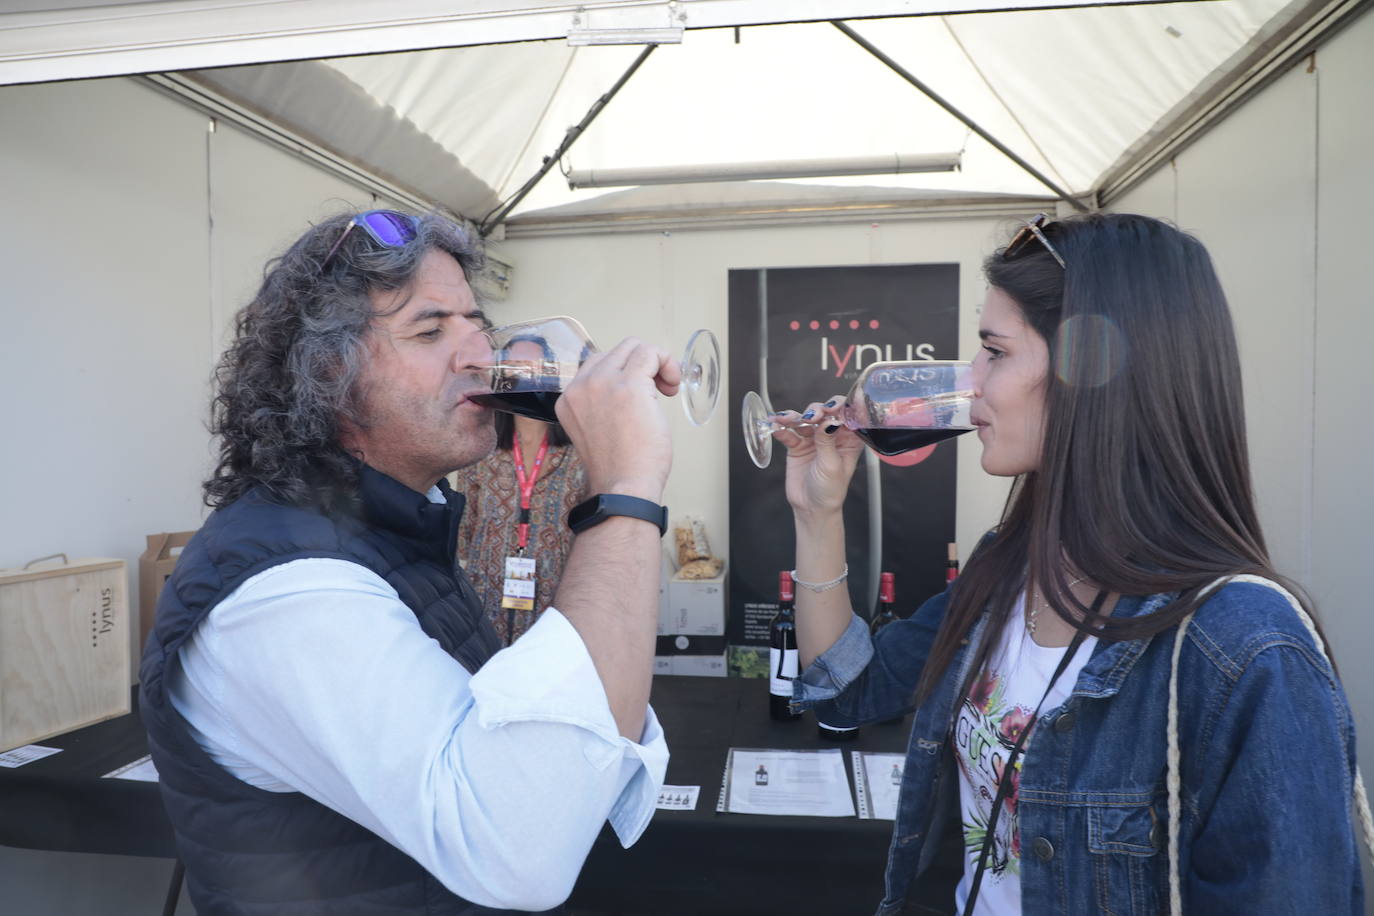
[468,389,561,423]
[850,425,970,456]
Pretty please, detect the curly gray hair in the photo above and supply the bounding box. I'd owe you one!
[204,209,482,512]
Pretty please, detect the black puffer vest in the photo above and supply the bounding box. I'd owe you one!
[139,465,506,914]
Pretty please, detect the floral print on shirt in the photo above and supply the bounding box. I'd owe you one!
[955,669,1033,879]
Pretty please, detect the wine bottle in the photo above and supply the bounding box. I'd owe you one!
[946,542,960,584]
[869,571,897,637]
[769,571,802,721]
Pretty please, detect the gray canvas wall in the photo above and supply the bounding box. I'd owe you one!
[1114,8,1374,908]
[1113,1,1373,745]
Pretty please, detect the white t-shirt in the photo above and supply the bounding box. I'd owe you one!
[952,593,1097,915]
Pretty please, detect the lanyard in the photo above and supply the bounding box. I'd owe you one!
[960,590,1104,916]
[511,432,550,552]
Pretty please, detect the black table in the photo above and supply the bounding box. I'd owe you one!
[0,678,916,914]
[0,688,174,859]
[570,675,917,915]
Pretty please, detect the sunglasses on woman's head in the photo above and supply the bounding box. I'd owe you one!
[1003,213,1067,269]
[320,209,421,270]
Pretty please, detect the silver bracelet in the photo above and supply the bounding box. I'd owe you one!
[790,563,849,593]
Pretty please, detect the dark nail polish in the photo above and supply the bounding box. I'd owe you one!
[824,399,838,408]
[801,409,816,420]
[824,424,840,435]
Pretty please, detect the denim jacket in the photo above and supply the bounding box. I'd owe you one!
[795,579,1363,915]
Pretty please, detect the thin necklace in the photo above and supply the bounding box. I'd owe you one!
[1027,575,1086,639]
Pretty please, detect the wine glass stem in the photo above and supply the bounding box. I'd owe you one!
[764,420,821,435]
[678,360,703,396]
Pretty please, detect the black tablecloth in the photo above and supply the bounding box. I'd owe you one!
[0,688,173,858]
[0,678,927,914]
[568,675,911,914]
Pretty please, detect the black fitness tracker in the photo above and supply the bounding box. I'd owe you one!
[567,494,668,537]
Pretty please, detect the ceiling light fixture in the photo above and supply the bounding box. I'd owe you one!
[567,2,685,46]
[567,152,962,189]
[567,26,684,46]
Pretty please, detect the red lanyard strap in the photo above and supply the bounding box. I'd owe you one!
[511,432,550,551]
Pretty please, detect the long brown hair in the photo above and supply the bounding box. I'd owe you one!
[916,212,1314,704]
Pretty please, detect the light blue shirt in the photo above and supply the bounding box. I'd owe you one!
[167,551,668,912]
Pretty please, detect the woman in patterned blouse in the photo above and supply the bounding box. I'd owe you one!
[456,407,588,644]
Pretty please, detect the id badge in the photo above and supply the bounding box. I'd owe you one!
[501,556,537,611]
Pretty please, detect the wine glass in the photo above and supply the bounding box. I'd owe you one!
[470,316,721,426]
[741,360,974,469]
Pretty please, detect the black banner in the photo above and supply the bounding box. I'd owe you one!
[727,264,960,671]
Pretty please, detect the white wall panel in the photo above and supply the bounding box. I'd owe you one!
[1113,158,1176,224]
[0,74,211,916]
[1173,65,1319,583]
[0,79,385,658]
[1118,13,1374,908]
[207,120,379,348]
[0,76,212,628]
[1311,9,1374,873]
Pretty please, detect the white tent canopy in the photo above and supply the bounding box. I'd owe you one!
[1,0,1351,228]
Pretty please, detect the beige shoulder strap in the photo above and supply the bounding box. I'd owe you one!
[1166,574,1374,915]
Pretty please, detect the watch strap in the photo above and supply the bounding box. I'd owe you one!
[567,494,668,537]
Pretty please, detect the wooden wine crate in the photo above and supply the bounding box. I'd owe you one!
[0,556,131,752]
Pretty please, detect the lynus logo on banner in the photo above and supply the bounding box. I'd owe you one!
[726,264,960,676]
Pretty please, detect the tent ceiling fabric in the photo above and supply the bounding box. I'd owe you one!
[2,0,1328,226]
[186,62,505,218]
[180,0,1297,223]
[0,0,1183,85]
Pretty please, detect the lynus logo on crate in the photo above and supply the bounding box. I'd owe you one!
[92,586,116,647]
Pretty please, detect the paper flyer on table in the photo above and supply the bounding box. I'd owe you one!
[655,785,700,811]
[0,744,62,768]
[852,751,905,820]
[102,754,160,782]
[716,747,855,817]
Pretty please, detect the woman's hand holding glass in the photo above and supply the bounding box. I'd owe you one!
[743,361,974,470]
[770,396,867,519]
[744,360,974,519]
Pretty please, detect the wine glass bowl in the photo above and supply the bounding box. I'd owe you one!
[843,361,974,456]
[741,360,974,468]
[469,316,593,422]
[470,315,721,426]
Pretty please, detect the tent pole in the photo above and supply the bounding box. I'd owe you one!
[832,21,1089,213]
[478,44,658,237]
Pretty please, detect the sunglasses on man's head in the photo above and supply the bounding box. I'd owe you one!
[1003,213,1067,269]
[320,209,421,270]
